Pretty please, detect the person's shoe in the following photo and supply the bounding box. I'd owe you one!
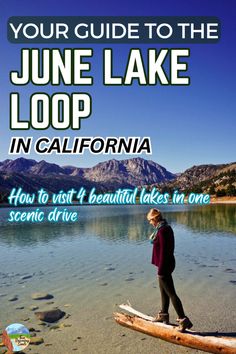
[152,311,169,324]
[176,317,193,332]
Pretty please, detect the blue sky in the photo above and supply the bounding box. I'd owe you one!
[0,0,235,173]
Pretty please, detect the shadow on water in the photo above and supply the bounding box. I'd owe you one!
[190,331,236,339]
[168,323,236,338]
[0,204,235,247]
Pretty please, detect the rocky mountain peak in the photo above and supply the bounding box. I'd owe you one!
[0,157,37,173]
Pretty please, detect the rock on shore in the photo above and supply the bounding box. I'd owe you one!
[34,309,65,323]
[31,292,54,300]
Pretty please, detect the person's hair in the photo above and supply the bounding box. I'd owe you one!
[147,208,163,222]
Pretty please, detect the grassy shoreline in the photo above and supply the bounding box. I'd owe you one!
[210,196,236,203]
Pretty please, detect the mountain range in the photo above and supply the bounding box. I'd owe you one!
[158,162,236,196]
[0,157,235,202]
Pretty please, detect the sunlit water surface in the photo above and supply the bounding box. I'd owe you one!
[0,204,235,353]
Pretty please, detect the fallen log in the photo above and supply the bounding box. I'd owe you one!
[114,304,236,354]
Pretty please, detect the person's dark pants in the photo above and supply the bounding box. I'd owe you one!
[158,274,185,318]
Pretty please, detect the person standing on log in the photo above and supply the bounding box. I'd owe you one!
[147,208,193,332]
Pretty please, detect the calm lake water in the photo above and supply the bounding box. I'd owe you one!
[0,204,235,354]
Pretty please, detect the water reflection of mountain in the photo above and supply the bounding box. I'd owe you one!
[0,222,84,246]
[82,205,236,241]
[84,213,149,242]
[0,213,149,246]
[0,205,235,247]
[166,205,236,235]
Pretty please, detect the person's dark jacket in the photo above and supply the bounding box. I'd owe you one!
[152,224,175,276]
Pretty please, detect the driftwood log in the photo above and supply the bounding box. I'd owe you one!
[113,304,236,354]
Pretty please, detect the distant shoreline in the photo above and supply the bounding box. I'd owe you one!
[0,196,236,208]
[210,196,236,204]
